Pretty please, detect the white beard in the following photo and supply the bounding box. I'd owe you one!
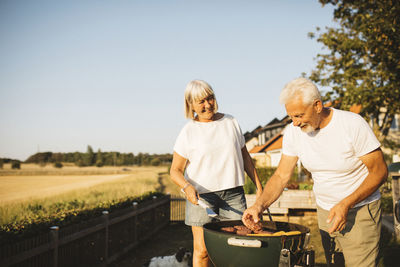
[300,124,315,133]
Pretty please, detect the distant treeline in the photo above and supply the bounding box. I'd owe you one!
[21,146,172,167]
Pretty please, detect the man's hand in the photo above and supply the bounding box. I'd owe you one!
[327,201,350,234]
[242,203,264,228]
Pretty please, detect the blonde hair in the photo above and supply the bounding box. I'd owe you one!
[280,77,321,105]
[184,80,218,119]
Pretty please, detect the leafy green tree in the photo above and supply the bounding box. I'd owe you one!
[116,153,125,166]
[73,152,82,166]
[309,0,400,140]
[25,152,53,164]
[84,145,95,166]
[151,157,161,166]
[52,153,63,163]
[125,153,135,165]
[95,149,104,167]
[137,153,143,166]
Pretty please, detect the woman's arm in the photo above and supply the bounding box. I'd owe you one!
[241,146,263,198]
[169,152,198,204]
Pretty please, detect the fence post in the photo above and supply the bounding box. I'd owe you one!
[133,202,138,244]
[152,196,157,228]
[50,226,59,267]
[167,194,171,224]
[389,162,400,241]
[392,174,400,241]
[102,211,109,266]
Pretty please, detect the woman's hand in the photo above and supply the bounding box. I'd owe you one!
[183,184,199,205]
[256,187,263,199]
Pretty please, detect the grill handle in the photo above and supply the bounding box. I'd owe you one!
[227,237,262,248]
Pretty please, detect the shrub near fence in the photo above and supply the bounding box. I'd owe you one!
[0,195,171,267]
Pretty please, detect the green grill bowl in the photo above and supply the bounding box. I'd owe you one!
[203,220,309,267]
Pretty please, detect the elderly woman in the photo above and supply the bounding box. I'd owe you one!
[170,80,263,267]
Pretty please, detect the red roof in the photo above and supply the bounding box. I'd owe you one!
[249,132,283,153]
[324,102,361,114]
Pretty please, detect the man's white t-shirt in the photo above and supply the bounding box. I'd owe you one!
[283,108,381,210]
[173,114,245,194]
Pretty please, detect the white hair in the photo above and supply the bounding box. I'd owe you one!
[279,78,321,105]
[184,80,218,119]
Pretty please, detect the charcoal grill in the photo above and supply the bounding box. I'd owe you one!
[203,220,315,267]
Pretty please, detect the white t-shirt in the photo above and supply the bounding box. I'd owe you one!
[283,108,381,210]
[173,114,245,194]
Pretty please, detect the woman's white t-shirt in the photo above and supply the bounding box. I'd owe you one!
[283,108,381,210]
[173,114,245,194]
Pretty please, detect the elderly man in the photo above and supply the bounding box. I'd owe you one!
[243,78,387,266]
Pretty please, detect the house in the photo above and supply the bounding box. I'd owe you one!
[249,131,283,167]
[244,116,291,168]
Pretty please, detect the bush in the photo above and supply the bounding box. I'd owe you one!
[54,162,63,168]
[244,167,277,194]
[151,157,161,166]
[298,182,313,190]
[95,160,104,167]
[11,161,20,169]
[0,159,3,169]
[243,177,256,194]
[0,191,165,245]
[243,167,306,194]
[381,194,393,214]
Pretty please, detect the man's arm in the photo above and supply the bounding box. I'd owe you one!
[242,154,298,224]
[327,148,388,234]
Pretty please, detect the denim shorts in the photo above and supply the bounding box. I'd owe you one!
[185,186,247,227]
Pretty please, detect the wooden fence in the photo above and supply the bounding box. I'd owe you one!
[0,195,174,267]
[170,194,186,222]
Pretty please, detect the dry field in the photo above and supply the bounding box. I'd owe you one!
[0,162,146,176]
[0,164,172,225]
[0,174,131,203]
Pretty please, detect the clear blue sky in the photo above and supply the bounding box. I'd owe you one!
[0,0,336,161]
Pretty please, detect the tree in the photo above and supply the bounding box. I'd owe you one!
[84,145,95,166]
[151,157,161,166]
[54,162,63,168]
[73,152,82,166]
[0,158,3,169]
[309,0,400,140]
[11,161,20,169]
[95,149,104,167]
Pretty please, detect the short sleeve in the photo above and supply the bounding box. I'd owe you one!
[350,114,381,157]
[232,117,245,148]
[173,126,189,159]
[282,124,298,157]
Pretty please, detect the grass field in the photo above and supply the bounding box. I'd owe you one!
[0,164,171,225]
